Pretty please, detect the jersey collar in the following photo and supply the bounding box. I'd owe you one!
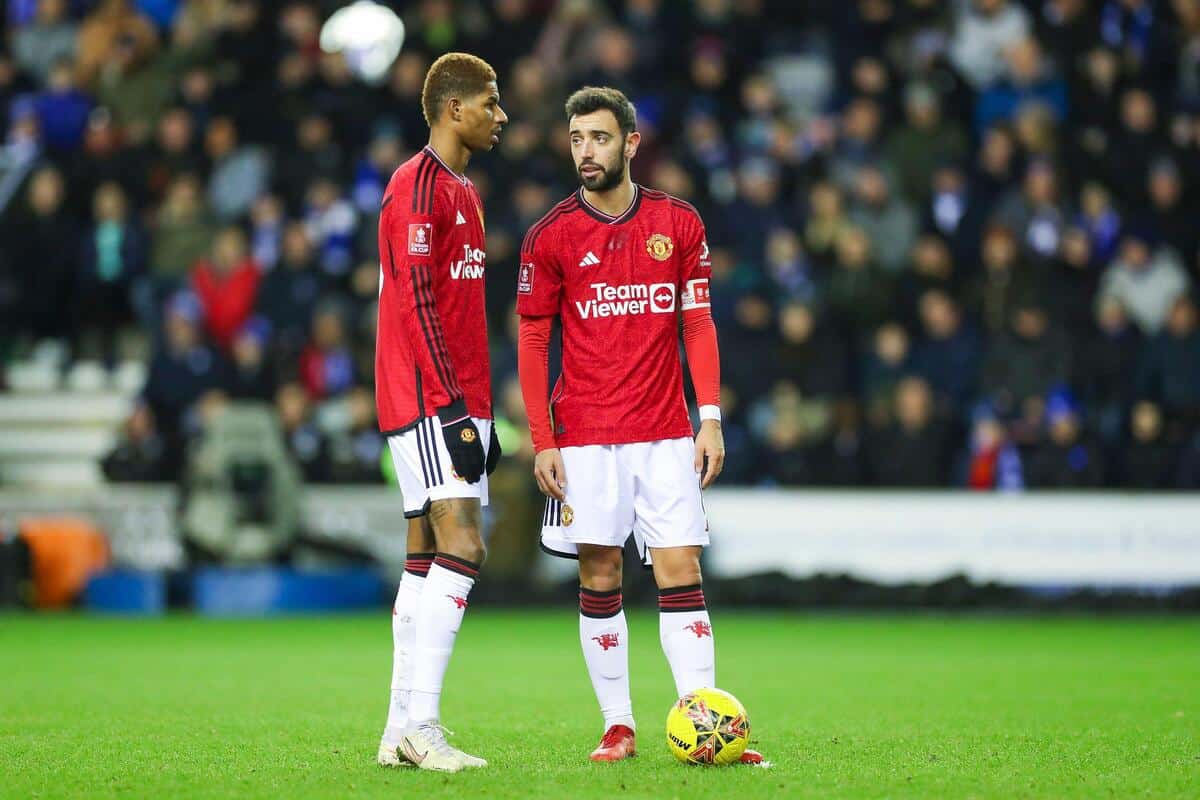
[422,145,468,185]
[577,184,641,225]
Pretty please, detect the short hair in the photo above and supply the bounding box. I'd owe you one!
[421,52,497,128]
[564,86,637,136]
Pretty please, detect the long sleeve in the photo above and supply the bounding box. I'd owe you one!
[676,201,720,418]
[380,196,464,410]
[682,306,721,413]
[518,314,556,452]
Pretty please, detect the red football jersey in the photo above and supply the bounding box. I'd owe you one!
[516,186,713,447]
[376,146,492,434]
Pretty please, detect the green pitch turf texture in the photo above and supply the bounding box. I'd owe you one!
[1,612,1197,799]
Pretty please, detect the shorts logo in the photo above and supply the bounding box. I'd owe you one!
[460,428,477,444]
[408,223,432,256]
[560,504,574,526]
[518,262,534,294]
[646,233,674,261]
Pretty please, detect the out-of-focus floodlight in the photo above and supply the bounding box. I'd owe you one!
[319,0,406,85]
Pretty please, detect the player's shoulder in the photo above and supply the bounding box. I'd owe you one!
[383,149,438,209]
[639,186,703,226]
[521,192,584,252]
[383,147,466,216]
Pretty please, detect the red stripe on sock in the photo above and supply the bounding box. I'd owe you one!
[659,590,706,610]
[659,592,704,602]
[580,594,622,608]
[404,552,435,576]
[579,589,622,617]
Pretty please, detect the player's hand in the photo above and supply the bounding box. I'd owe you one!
[695,419,725,489]
[437,399,485,484]
[533,448,567,501]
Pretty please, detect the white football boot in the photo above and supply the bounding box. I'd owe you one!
[400,721,487,772]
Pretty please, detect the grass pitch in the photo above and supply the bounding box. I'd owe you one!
[1,611,1197,799]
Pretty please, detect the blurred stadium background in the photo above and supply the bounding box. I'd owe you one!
[0,0,1198,611]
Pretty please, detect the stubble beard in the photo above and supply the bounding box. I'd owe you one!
[579,157,626,193]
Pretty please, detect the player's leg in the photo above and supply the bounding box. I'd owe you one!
[378,516,436,765]
[400,496,487,771]
[578,543,636,761]
[650,546,763,766]
[539,444,637,761]
[649,545,715,696]
[639,437,764,765]
[386,417,493,771]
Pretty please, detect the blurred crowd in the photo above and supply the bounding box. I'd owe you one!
[1,0,1199,490]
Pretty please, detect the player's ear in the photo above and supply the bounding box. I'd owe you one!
[624,131,641,160]
[448,96,463,123]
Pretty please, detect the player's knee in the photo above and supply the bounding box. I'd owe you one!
[428,499,486,564]
[654,561,702,590]
[440,534,486,566]
[434,523,487,565]
[578,547,623,591]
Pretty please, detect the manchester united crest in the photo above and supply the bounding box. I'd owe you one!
[646,233,674,261]
[460,428,477,443]
[560,504,575,526]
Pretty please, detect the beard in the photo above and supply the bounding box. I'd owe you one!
[578,156,625,192]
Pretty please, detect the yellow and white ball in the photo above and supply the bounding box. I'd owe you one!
[666,688,750,765]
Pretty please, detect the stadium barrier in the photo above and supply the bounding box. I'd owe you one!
[2,487,1198,595]
[702,490,1200,590]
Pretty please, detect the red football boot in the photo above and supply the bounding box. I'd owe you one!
[739,748,765,765]
[589,724,636,762]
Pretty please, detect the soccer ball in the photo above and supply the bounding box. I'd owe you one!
[666,688,750,765]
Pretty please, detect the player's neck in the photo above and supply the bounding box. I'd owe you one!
[426,130,469,177]
[583,178,636,219]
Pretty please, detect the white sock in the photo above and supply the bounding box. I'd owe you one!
[382,556,432,742]
[407,556,478,726]
[579,587,634,730]
[658,585,715,697]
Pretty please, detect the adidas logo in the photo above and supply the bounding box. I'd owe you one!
[455,210,467,225]
[579,251,601,267]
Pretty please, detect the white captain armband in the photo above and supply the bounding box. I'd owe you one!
[680,278,711,311]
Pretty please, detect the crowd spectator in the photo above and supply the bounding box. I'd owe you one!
[0,0,1195,490]
[1096,231,1190,335]
[190,225,260,352]
[140,290,225,438]
[867,376,951,487]
[1025,390,1106,487]
[79,181,145,356]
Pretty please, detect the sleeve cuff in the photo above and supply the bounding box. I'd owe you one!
[698,405,721,422]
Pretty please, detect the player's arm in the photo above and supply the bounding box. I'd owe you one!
[518,314,567,500]
[678,215,724,489]
[515,232,566,500]
[380,196,485,482]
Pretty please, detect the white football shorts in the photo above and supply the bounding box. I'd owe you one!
[387,416,492,517]
[540,437,709,564]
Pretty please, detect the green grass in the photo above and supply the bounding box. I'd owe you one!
[1,612,1197,799]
